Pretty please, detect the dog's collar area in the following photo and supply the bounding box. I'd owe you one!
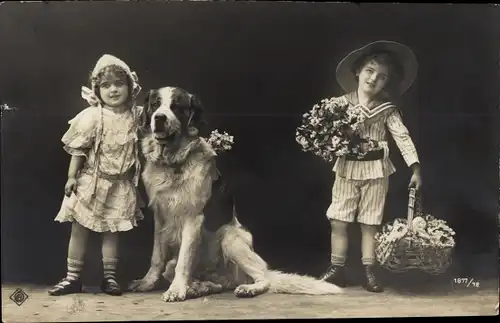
[154,139,197,166]
[170,162,184,174]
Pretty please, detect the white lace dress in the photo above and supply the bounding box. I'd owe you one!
[54,106,144,232]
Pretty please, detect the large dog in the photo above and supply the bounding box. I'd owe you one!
[128,86,344,302]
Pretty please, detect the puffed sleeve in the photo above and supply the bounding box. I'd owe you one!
[61,107,99,157]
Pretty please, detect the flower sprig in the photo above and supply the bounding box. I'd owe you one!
[295,97,368,163]
[203,129,234,153]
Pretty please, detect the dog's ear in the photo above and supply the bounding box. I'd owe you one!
[188,94,207,133]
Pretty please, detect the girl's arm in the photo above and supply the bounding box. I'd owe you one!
[68,155,86,179]
[64,155,86,196]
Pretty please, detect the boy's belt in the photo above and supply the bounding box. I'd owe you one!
[345,149,385,161]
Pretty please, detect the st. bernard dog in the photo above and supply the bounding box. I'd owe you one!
[128,86,343,302]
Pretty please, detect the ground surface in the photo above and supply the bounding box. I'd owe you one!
[2,280,498,321]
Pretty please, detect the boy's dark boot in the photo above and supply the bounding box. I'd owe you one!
[363,265,384,293]
[319,264,348,287]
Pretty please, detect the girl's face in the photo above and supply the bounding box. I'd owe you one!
[98,72,129,108]
[356,59,389,97]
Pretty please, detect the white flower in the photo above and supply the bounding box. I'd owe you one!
[335,147,349,156]
[310,117,321,126]
[296,136,308,147]
[412,217,427,231]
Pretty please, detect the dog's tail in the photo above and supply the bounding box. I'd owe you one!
[221,215,343,295]
[265,270,344,295]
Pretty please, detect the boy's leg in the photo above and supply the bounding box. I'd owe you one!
[101,231,122,296]
[329,219,349,267]
[321,176,360,286]
[48,221,90,296]
[358,177,389,293]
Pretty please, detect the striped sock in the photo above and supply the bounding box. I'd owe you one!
[66,258,84,281]
[103,258,118,281]
[362,257,376,266]
[331,254,347,267]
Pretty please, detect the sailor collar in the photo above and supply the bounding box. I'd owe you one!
[345,92,396,119]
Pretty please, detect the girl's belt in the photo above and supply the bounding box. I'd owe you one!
[345,149,384,161]
[81,167,133,181]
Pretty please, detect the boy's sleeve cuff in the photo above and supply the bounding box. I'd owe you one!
[403,154,419,167]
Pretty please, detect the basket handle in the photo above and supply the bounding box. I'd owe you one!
[407,188,423,231]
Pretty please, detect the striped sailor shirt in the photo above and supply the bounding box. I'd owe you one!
[332,92,419,180]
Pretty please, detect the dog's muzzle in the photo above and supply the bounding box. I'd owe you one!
[152,113,179,143]
[153,114,167,132]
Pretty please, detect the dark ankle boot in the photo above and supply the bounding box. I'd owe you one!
[101,277,122,296]
[319,264,348,287]
[363,265,384,293]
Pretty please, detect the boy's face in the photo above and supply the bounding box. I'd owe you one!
[357,60,389,97]
[98,72,129,108]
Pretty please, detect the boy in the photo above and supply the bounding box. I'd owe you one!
[320,41,422,293]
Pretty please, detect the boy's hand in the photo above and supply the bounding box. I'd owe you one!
[409,172,422,191]
[64,178,78,197]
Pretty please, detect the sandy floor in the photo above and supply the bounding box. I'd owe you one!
[2,281,498,321]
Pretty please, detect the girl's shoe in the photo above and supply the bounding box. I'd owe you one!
[48,278,83,296]
[363,265,384,293]
[319,264,348,287]
[101,277,122,296]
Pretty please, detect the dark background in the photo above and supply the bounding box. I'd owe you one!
[1,2,499,289]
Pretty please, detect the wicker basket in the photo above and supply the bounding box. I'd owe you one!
[375,188,454,275]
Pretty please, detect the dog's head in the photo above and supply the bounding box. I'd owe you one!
[142,87,206,145]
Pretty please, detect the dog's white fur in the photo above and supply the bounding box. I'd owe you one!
[129,87,344,302]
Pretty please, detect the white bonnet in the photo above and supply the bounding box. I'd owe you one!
[90,54,141,99]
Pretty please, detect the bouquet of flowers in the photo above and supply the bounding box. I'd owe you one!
[295,97,371,163]
[203,129,234,153]
[375,214,456,274]
[376,214,456,250]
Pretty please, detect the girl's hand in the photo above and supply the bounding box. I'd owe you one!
[409,172,422,192]
[64,178,78,197]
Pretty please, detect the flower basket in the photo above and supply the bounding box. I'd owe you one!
[375,188,455,275]
[202,129,234,153]
[295,97,377,163]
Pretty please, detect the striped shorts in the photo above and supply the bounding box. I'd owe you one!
[326,176,389,226]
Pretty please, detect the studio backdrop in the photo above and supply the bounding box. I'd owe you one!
[1,2,498,285]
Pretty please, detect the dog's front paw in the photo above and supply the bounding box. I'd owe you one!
[128,277,160,292]
[234,284,261,298]
[161,281,188,302]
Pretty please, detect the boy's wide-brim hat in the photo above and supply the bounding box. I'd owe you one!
[336,40,418,95]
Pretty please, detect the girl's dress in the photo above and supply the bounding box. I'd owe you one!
[55,106,144,232]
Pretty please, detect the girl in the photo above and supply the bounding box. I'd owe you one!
[48,54,144,296]
[319,41,423,293]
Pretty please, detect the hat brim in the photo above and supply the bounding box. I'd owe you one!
[336,41,418,96]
